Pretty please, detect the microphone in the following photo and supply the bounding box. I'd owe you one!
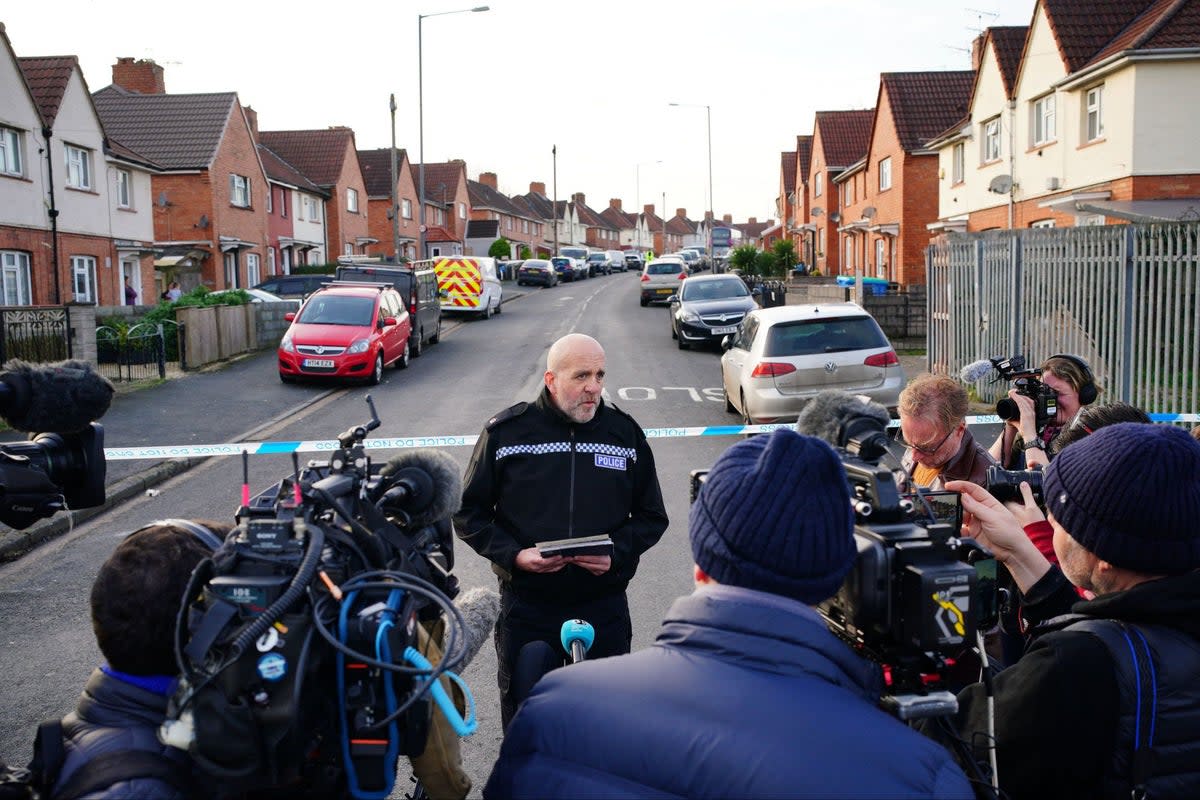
[795,390,892,461]
[0,359,114,433]
[452,586,500,668]
[959,359,995,384]
[377,448,463,528]
[560,619,595,664]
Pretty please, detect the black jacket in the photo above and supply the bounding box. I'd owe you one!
[454,388,668,604]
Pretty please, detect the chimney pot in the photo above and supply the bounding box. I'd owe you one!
[723,214,733,223]
[644,203,655,215]
[609,198,622,210]
[530,181,546,195]
[111,57,166,94]
[480,172,498,189]
[749,217,758,224]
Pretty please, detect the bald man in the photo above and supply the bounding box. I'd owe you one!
[455,333,669,728]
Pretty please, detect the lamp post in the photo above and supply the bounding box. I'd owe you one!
[389,93,400,263]
[669,102,713,257]
[418,5,490,260]
[635,160,660,251]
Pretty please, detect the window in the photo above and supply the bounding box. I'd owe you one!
[1030,219,1056,228]
[1032,94,1056,145]
[459,202,466,219]
[347,187,359,213]
[280,189,287,218]
[230,174,251,208]
[845,238,854,270]
[815,172,823,197]
[879,157,892,191]
[268,247,276,275]
[0,126,23,176]
[1086,85,1105,141]
[70,255,96,302]
[115,169,132,208]
[952,143,965,184]
[875,239,886,278]
[266,186,273,213]
[247,253,260,286]
[344,243,352,256]
[0,251,32,305]
[65,144,92,190]
[982,117,1001,162]
[522,219,529,233]
[224,252,239,288]
[401,198,412,219]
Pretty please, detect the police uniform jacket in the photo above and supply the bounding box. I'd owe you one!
[454,387,668,604]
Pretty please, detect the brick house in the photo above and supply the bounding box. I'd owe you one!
[413,160,470,258]
[667,209,699,252]
[806,109,874,276]
[571,193,623,250]
[358,147,419,261]
[832,71,973,286]
[517,182,584,253]
[641,204,684,254]
[791,135,814,264]
[94,58,268,291]
[258,137,329,274]
[776,150,797,250]
[467,172,542,257]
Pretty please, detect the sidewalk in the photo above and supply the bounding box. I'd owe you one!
[0,286,531,562]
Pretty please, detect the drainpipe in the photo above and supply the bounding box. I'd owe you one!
[1007,98,1016,230]
[43,126,62,304]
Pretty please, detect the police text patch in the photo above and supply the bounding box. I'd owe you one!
[594,453,627,471]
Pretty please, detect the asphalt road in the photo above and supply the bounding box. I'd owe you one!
[0,272,1003,795]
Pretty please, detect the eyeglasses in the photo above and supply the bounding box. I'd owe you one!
[898,425,957,457]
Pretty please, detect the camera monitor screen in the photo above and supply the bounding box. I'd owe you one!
[905,490,963,531]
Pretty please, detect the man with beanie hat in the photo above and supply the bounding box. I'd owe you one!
[935,422,1200,798]
[485,430,973,799]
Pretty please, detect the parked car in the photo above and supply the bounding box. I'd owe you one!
[433,256,503,320]
[518,258,558,287]
[334,264,442,356]
[639,258,689,306]
[559,246,589,268]
[682,247,709,270]
[253,274,330,299]
[605,250,627,273]
[720,303,904,424]
[668,274,757,350]
[278,284,411,385]
[551,256,582,282]
[670,250,701,273]
[624,251,645,272]
[586,252,613,276]
[208,287,300,310]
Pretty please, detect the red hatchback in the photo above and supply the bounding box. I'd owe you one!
[278,284,411,384]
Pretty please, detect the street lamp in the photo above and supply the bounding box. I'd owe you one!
[389,93,400,263]
[669,102,713,255]
[635,160,661,251]
[418,5,490,259]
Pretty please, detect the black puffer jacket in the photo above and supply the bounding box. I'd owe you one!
[455,388,668,604]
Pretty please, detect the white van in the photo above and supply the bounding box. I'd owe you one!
[605,249,628,272]
[432,256,503,319]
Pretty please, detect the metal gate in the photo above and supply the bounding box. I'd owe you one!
[96,322,167,382]
[0,306,71,363]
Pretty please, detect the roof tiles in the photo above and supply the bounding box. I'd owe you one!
[814,109,876,168]
[1042,0,1155,73]
[796,135,813,184]
[93,85,237,169]
[259,128,357,188]
[18,56,75,129]
[1086,0,1200,65]
[990,26,1029,97]
[357,148,407,197]
[881,71,975,152]
[781,151,798,194]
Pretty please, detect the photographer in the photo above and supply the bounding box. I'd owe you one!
[898,375,995,490]
[990,354,1097,469]
[486,431,973,799]
[933,423,1200,798]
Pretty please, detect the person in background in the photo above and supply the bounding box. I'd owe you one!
[124,278,138,306]
[990,354,1097,468]
[166,281,183,302]
[898,374,995,490]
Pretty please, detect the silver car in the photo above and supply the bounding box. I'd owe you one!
[721,303,905,424]
[639,258,688,306]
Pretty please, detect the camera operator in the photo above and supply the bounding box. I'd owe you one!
[485,430,973,799]
[899,375,995,490]
[931,423,1200,799]
[989,354,1097,469]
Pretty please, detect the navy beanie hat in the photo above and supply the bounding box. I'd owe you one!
[690,429,857,604]
[1044,422,1200,574]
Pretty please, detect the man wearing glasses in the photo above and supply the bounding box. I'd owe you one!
[898,374,995,490]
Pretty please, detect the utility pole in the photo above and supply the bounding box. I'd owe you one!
[389,94,400,263]
[552,144,559,256]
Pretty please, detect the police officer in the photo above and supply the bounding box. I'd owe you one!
[454,333,669,728]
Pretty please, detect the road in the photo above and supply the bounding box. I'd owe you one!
[0,271,1002,795]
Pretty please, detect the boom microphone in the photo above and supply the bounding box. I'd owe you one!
[377,448,463,528]
[795,390,892,461]
[959,359,995,384]
[453,586,500,668]
[0,359,114,433]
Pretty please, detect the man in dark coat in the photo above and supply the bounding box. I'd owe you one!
[485,430,973,799]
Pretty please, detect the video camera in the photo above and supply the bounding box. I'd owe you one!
[985,464,1044,505]
[163,396,476,799]
[989,355,1058,427]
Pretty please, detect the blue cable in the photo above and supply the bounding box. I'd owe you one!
[403,646,477,736]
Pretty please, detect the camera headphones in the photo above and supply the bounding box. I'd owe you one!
[127,518,226,551]
[1046,353,1098,405]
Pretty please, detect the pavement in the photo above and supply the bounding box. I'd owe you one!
[0,285,533,562]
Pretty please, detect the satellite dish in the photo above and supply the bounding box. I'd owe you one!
[810,207,823,217]
[862,206,876,219]
[829,211,842,223]
[156,191,170,208]
[198,214,210,229]
[988,174,1013,194]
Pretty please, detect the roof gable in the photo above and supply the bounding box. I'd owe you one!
[259,144,325,195]
[814,109,876,168]
[467,178,528,218]
[990,26,1029,97]
[600,206,634,229]
[93,85,237,169]
[879,71,975,153]
[413,160,467,205]
[796,135,813,184]
[17,56,76,129]
[781,151,798,194]
[357,148,410,198]
[259,128,357,187]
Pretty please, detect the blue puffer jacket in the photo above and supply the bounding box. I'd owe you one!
[486,584,973,799]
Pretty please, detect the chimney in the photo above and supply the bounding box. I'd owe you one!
[479,172,498,190]
[723,214,733,223]
[704,211,714,221]
[748,217,758,225]
[971,33,986,73]
[112,57,166,94]
[243,105,259,142]
[572,192,585,206]
[644,203,656,216]
[676,207,687,219]
[609,198,622,210]
[530,181,546,195]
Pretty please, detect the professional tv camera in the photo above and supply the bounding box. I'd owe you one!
[0,359,112,530]
[163,396,479,799]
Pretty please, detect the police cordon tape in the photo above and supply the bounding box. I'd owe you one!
[100,412,1200,461]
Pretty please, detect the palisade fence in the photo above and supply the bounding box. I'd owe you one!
[927,222,1200,416]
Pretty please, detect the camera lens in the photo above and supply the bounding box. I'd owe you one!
[996,397,1020,421]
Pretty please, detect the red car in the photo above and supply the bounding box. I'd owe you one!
[278,284,411,384]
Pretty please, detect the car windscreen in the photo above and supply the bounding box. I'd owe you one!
[681,279,750,301]
[551,258,570,267]
[763,316,888,357]
[524,260,550,268]
[647,263,681,275]
[297,295,375,326]
[587,254,605,261]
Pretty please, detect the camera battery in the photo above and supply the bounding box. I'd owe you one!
[246,518,293,553]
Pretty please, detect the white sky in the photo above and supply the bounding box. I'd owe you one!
[4,0,1032,223]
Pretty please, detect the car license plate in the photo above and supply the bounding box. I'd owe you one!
[303,358,335,368]
[711,325,738,335]
[656,288,673,295]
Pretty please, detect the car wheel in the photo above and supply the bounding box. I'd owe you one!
[640,297,648,307]
[741,396,758,436]
[670,322,677,340]
[725,390,736,414]
[369,352,384,385]
[280,373,295,384]
[677,335,690,350]
[410,329,422,358]
[482,301,493,320]
[517,280,525,286]
[495,297,502,314]
[396,342,410,370]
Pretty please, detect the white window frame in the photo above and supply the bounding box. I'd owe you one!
[1086,85,1105,142]
[344,242,353,256]
[401,198,412,219]
[280,189,287,218]
[875,238,886,277]
[0,251,32,305]
[983,118,1001,163]
[268,247,276,275]
[247,253,260,286]
[1030,219,1056,229]
[266,186,273,213]
[230,174,251,208]
[878,157,892,191]
[224,251,239,288]
[115,169,132,208]
[952,143,965,184]
[0,126,23,176]
[815,172,823,197]
[347,187,359,213]
[458,202,466,219]
[71,255,97,302]
[1031,93,1056,146]
[65,144,93,190]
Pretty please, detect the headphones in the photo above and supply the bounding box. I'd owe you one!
[1046,353,1098,405]
[127,518,226,551]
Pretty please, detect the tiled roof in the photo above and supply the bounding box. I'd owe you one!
[517,191,555,220]
[781,151,798,194]
[574,200,620,231]
[1086,0,1200,66]
[796,135,813,184]
[881,71,975,153]
[259,144,325,195]
[468,179,528,218]
[425,225,458,243]
[735,219,774,239]
[18,56,75,129]
[814,109,875,168]
[666,215,694,236]
[510,195,539,218]
[259,128,357,188]
[990,26,1029,97]
[1042,0,1155,73]
[93,85,237,169]
[600,206,635,229]
[466,219,500,239]
[358,148,407,198]
[105,136,162,170]
[412,161,466,205]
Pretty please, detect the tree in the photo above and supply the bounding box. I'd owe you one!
[754,249,778,276]
[770,240,797,277]
[488,238,512,259]
[729,245,759,273]
[519,245,532,260]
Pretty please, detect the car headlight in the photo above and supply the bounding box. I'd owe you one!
[347,339,370,354]
[280,334,295,352]
[680,310,701,323]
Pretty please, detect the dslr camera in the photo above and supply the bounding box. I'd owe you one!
[991,355,1058,428]
[985,465,1044,505]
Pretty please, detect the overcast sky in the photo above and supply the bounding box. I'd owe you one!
[4,0,1032,223]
